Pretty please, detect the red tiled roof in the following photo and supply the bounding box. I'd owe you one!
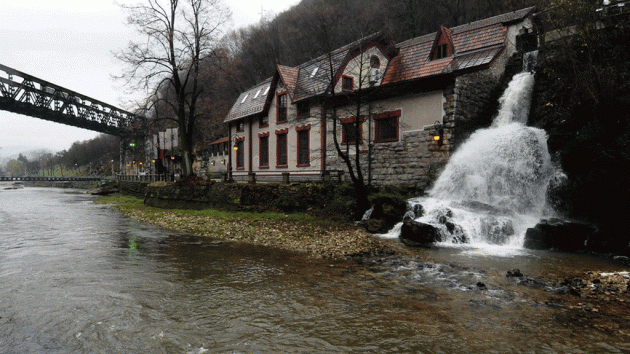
[210,137,229,145]
[277,65,299,100]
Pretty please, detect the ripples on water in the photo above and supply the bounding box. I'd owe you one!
[1,185,629,353]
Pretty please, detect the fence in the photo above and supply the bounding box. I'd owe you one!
[225,170,345,184]
[116,174,174,182]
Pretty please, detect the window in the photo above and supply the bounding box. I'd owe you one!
[235,140,245,169]
[370,55,381,69]
[276,130,288,167]
[296,125,310,167]
[277,93,287,123]
[297,101,309,119]
[436,44,448,59]
[342,75,354,92]
[236,120,245,132]
[253,88,262,99]
[259,135,269,168]
[259,115,268,127]
[341,118,363,145]
[375,110,401,143]
[241,94,249,103]
[310,67,319,78]
[263,86,270,95]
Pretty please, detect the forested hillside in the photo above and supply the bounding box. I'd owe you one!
[190,0,535,145]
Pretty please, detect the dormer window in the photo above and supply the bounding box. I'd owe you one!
[370,55,381,69]
[431,26,453,60]
[436,44,448,59]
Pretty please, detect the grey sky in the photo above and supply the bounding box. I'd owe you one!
[0,0,298,154]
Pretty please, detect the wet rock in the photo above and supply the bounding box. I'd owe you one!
[523,219,597,252]
[476,282,488,290]
[434,210,468,243]
[361,196,408,234]
[363,219,385,234]
[399,219,442,247]
[506,269,523,277]
[481,217,514,245]
[410,203,424,219]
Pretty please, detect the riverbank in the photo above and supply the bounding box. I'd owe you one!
[95,194,402,260]
[95,193,630,337]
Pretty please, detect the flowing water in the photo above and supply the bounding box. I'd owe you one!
[386,72,563,253]
[1,185,630,353]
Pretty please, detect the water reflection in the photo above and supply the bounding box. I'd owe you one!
[1,185,629,353]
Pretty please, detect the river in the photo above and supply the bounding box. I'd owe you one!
[1,185,629,353]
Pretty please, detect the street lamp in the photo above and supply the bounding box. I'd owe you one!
[432,121,444,147]
[228,134,240,182]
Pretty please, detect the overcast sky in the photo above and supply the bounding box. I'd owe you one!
[0,0,299,155]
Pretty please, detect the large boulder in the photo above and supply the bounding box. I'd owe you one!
[400,219,442,247]
[360,196,409,234]
[524,218,597,252]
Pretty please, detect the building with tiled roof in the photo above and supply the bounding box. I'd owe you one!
[220,7,538,185]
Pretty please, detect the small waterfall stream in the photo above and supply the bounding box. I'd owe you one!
[386,64,561,253]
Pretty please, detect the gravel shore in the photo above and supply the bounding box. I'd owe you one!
[101,195,401,260]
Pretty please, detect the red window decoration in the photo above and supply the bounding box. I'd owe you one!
[276,129,288,168]
[296,125,311,167]
[276,93,287,123]
[374,110,401,143]
[259,132,269,168]
[340,117,364,145]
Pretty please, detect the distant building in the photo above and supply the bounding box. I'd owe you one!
[223,7,539,186]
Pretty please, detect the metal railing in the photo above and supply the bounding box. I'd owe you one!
[227,170,345,184]
[0,176,104,182]
[117,174,174,182]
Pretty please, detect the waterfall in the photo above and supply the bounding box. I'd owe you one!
[388,69,560,251]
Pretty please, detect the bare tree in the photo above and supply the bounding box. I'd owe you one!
[115,0,231,177]
[306,2,386,218]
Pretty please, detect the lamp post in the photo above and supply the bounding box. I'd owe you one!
[228,134,240,182]
[432,121,444,147]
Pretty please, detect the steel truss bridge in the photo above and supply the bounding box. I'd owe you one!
[0,176,103,182]
[0,63,137,136]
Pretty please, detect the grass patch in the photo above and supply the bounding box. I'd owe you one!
[93,193,394,259]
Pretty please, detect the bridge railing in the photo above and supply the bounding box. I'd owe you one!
[117,174,173,182]
[0,176,105,182]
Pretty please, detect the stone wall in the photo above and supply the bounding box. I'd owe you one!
[119,181,151,197]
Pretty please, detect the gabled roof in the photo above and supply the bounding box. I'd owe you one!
[293,32,396,102]
[382,6,535,84]
[225,7,536,122]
